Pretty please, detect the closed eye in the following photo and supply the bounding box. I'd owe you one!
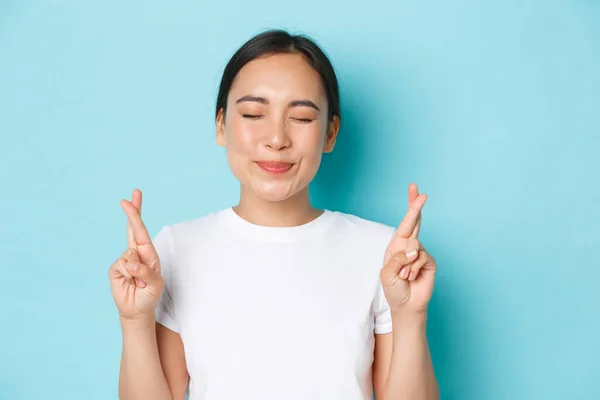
[242,114,263,119]
[292,118,314,123]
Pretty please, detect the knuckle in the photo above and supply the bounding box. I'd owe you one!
[121,248,133,260]
[149,257,161,272]
[413,253,429,269]
[139,263,155,279]
[112,257,125,271]
[391,251,408,264]
[134,262,147,275]
[109,258,126,277]
[409,239,421,249]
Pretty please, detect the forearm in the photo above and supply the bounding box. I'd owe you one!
[384,311,439,400]
[119,315,172,400]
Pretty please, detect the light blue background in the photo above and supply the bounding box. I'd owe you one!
[1,1,599,399]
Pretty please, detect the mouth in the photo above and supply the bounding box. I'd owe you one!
[255,161,295,175]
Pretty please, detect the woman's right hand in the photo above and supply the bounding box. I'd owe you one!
[109,189,164,320]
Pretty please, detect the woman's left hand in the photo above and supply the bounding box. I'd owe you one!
[380,183,437,316]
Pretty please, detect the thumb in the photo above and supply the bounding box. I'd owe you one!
[125,260,164,293]
[381,248,419,281]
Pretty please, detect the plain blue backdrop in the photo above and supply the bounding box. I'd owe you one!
[1,1,599,399]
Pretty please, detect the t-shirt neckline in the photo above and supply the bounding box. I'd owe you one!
[219,207,336,243]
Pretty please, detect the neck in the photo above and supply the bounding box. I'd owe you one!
[233,186,323,227]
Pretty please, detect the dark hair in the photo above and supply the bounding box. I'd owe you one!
[215,29,341,122]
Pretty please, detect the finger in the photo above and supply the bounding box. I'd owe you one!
[395,186,427,238]
[109,257,135,285]
[120,199,156,254]
[127,224,135,249]
[121,248,146,287]
[408,183,419,203]
[381,248,419,281]
[111,251,148,287]
[131,188,142,214]
[408,251,437,281]
[126,189,142,248]
[411,212,422,240]
[408,184,424,239]
[125,260,164,293]
[121,247,140,261]
[398,239,423,278]
[406,251,428,281]
[405,234,423,255]
[121,194,160,274]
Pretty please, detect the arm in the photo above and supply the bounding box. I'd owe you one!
[372,313,439,400]
[118,316,189,400]
[375,183,439,399]
[115,193,188,399]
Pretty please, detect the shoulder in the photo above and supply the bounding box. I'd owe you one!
[331,211,396,235]
[152,208,228,248]
[328,210,396,249]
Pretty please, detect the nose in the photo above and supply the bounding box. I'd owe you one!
[264,118,291,151]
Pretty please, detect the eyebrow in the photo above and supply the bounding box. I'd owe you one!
[235,95,320,112]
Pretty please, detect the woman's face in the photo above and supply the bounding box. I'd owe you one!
[216,52,340,202]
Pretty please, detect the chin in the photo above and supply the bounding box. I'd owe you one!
[251,181,301,203]
[254,187,296,202]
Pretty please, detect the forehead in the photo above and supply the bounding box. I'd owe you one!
[228,53,326,102]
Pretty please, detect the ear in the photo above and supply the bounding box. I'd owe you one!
[322,114,340,153]
[216,108,227,147]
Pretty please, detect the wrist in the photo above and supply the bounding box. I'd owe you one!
[119,313,156,330]
[391,308,428,330]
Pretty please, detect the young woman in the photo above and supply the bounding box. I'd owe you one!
[109,29,439,400]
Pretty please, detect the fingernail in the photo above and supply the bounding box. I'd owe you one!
[405,248,418,259]
[400,267,408,279]
[127,263,139,272]
[409,271,414,281]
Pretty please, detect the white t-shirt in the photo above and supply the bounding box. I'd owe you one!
[153,207,395,400]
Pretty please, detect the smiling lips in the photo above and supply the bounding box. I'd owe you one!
[256,161,294,174]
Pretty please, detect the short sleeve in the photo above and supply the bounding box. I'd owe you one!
[373,227,396,334]
[153,226,180,333]
[373,280,393,334]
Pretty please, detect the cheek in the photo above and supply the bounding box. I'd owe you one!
[226,118,260,153]
[292,126,326,178]
[297,124,327,156]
